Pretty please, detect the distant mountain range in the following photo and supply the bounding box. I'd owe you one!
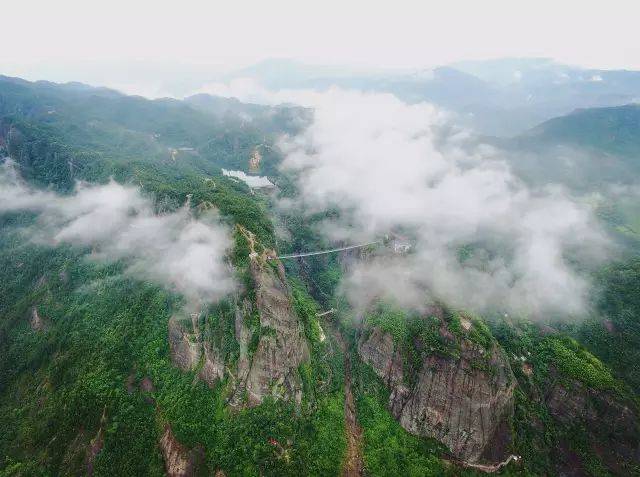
[214,58,640,136]
[494,103,640,190]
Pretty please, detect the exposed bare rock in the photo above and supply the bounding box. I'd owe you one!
[168,225,309,407]
[545,370,640,474]
[125,372,136,394]
[168,315,224,388]
[394,342,514,462]
[168,316,201,371]
[60,408,106,476]
[602,318,616,333]
[242,258,309,406]
[126,373,156,404]
[359,319,515,463]
[248,147,262,172]
[336,330,364,477]
[29,306,48,331]
[229,297,253,403]
[60,429,90,475]
[358,327,403,387]
[159,425,201,477]
[199,343,225,386]
[140,376,155,393]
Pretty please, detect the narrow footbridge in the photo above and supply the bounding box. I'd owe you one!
[269,241,380,260]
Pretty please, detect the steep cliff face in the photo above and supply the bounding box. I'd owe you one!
[169,225,309,407]
[358,311,515,463]
[390,340,515,463]
[159,425,204,477]
[544,369,640,475]
[168,314,225,387]
[233,257,309,406]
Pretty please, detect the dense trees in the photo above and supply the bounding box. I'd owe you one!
[1,75,640,476]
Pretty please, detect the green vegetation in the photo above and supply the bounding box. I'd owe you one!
[0,204,347,477]
[577,259,640,394]
[357,395,445,477]
[364,303,498,382]
[0,77,347,476]
[491,318,637,476]
[537,336,619,392]
[351,352,447,476]
[364,302,410,344]
[2,74,640,477]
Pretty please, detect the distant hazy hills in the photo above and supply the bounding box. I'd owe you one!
[2,72,638,191]
[496,104,640,189]
[218,58,640,136]
[524,104,640,156]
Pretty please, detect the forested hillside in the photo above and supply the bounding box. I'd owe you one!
[1,77,639,477]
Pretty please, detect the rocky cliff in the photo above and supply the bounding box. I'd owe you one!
[544,368,640,475]
[358,308,515,463]
[231,254,309,406]
[159,425,204,477]
[169,226,309,407]
[168,313,225,388]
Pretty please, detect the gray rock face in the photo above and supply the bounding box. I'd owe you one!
[358,327,404,387]
[159,425,203,477]
[168,250,309,407]
[238,259,309,406]
[545,370,640,473]
[29,306,48,332]
[168,314,224,387]
[359,321,515,463]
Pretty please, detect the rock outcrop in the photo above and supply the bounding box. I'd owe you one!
[159,425,203,477]
[168,314,224,387]
[233,256,309,406]
[29,306,48,331]
[86,408,106,476]
[358,327,404,387]
[544,369,640,475]
[169,225,310,408]
[358,313,515,463]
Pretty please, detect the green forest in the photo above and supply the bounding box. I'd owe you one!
[1,75,639,477]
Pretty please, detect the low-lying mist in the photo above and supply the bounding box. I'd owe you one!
[0,160,235,309]
[274,89,610,317]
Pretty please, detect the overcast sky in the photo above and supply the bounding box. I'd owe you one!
[3,0,640,89]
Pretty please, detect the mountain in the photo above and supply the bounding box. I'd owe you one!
[0,76,639,476]
[491,104,640,192]
[524,103,640,156]
[216,58,640,136]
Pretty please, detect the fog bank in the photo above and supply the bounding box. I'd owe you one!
[277,90,609,317]
[0,160,235,308]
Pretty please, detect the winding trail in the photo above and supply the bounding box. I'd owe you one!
[445,454,521,473]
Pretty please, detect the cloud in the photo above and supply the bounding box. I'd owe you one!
[0,160,235,309]
[277,90,609,317]
[194,78,335,107]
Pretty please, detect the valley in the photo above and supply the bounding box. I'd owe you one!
[0,66,639,477]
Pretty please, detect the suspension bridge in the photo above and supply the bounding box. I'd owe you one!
[268,241,381,260]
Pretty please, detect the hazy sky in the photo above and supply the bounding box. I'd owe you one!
[3,0,640,86]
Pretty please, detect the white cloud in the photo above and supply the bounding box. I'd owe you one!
[277,90,609,316]
[0,160,235,309]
